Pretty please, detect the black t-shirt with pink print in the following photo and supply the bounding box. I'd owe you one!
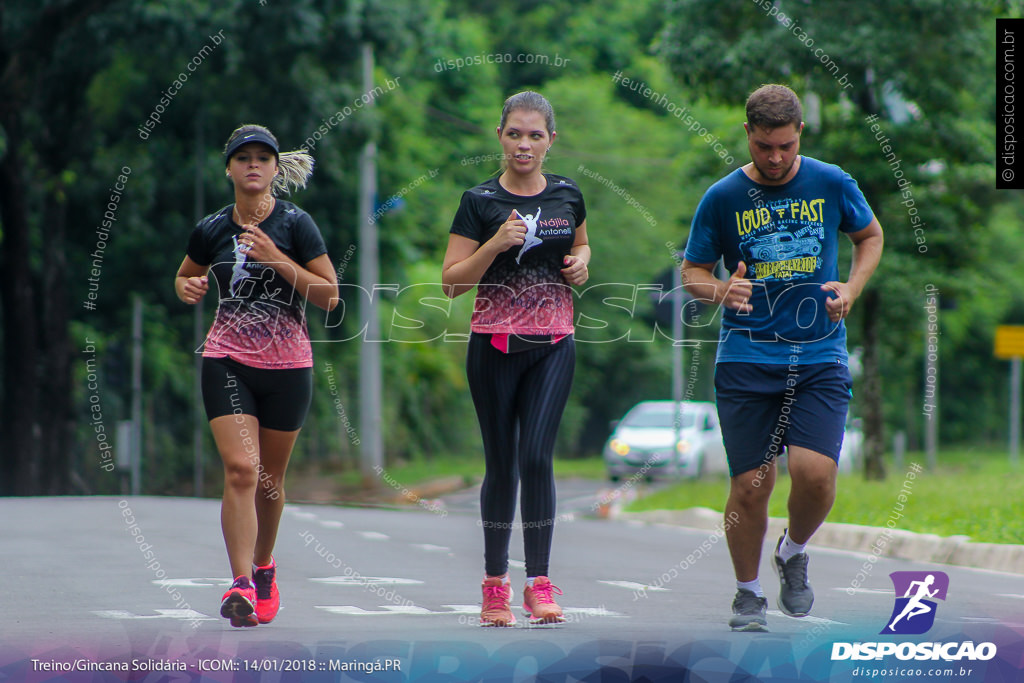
[187,200,328,369]
[450,174,586,336]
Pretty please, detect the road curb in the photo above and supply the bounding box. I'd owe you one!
[620,507,1024,575]
[386,475,468,505]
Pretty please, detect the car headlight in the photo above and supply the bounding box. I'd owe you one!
[610,439,630,456]
[676,440,691,454]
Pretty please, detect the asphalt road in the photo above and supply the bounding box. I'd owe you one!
[2,489,1023,682]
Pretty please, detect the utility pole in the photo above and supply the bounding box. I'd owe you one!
[131,296,143,496]
[1010,357,1021,467]
[672,255,684,473]
[358,41,383,485]
[925,286,937,471]
[193,111,205,497]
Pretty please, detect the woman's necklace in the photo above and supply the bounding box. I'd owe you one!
[233,197,274,227]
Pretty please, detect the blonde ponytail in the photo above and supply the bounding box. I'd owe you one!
[273,149,315,195]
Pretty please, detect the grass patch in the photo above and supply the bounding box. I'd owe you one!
[328,454,606,489]
[626,448,1024,545]
[553,456,608,479]
[328,455,482,490]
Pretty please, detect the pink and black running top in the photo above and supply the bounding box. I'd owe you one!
[187,200,328,369]
[449,174,586,336]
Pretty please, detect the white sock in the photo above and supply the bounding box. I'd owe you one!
[779,530,807,562]
[486,574,510,585]
[737,578,764,598]
[526,577,536,587]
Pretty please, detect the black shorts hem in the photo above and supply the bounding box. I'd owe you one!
[201,356,313,432]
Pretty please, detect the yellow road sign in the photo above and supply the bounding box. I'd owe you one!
[995,325,1024,359]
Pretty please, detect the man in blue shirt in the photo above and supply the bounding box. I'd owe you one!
[682,84,884,631]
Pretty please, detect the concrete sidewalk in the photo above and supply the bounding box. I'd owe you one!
[620,507,1024,575]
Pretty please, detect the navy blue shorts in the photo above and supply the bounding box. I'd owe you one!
[201,356,312,432]
[714,362,853,477]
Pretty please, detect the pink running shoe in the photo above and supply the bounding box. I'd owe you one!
[221,576,258,627]
[522,576,564,624]
[480,576,516,627]
[253,558,280,624]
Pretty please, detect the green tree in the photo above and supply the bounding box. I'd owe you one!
[0,0,123,494]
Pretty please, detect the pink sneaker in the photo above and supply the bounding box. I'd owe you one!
[221,576,258,627]
[480,576,516,627]
[253,558,280,624]
[522,576,564,624]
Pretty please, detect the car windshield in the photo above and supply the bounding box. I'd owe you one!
[622,405,697,429]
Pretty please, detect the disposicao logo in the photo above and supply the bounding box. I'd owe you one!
[831,570,997,663]
[881,570,948,635]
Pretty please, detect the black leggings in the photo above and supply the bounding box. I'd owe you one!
[466,333,575,578]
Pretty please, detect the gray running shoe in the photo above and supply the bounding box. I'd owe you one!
[728,589,768,631]
[773,533,814,617]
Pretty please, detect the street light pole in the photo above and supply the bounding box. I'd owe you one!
[672,256,684,472]
[131,295,143,496]
[192,110,205,497]
[924,290,938,470]
[358,42,383,486]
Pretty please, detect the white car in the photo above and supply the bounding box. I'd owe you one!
[837,419,864,474]
[603,401,728,481]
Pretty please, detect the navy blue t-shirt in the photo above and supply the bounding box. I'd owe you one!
[685,156,874,365]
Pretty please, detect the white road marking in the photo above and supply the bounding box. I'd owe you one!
[288,511,318,520]
[357,531,390,540]
[563,607,624,617]
[319,520,345,528]
[93,609,216,621]
[315,605,435,616]
[442,605,625,618]
[834,587,892,595]
[316,605,625,617]
[152,578,230,588]
[411,543,450,552]
[508,559,526,569]
[997,593,1024,599]
[599,580,670,593]
[443,605,483,614]
[767,610,848,626]
[310,576,424,586]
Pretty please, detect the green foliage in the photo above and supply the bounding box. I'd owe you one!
[2,0,1013,494]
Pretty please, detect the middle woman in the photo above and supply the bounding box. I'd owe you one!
[442,91,591,626]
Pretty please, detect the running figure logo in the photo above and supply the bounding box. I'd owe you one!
[514,207,543,264]
[881,571,949,635]
[229,234,251,297]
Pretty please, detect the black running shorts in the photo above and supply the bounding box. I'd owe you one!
[201,356,313,432]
